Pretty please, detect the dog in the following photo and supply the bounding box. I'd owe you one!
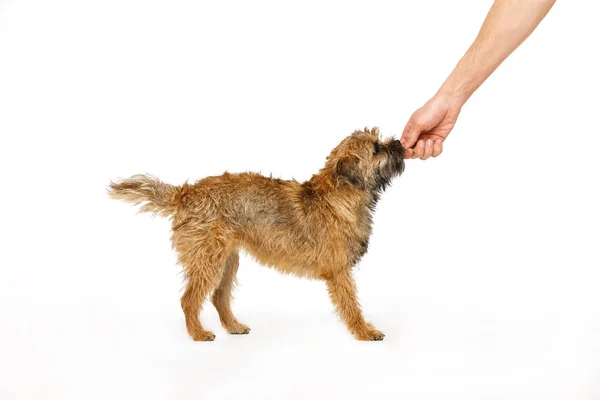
[108,127,405,341]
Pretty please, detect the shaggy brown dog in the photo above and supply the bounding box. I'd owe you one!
[108,128,405,341]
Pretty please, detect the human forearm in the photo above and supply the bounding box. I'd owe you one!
[439,0,556,105]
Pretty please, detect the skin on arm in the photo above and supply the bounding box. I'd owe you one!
[401,0,556,160]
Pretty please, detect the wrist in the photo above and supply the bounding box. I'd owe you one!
[437,52,488,107]
[434,83,468,110]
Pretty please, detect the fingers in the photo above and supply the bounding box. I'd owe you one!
[410,140,425,159]
[420,139,434,160]
[432,139,443,157]
[408,139,444,160]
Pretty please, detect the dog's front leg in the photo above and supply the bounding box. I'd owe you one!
[324,271,384,341]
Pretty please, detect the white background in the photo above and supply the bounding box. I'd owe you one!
[1,0,599,399]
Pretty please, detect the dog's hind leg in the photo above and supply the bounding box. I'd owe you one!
[211,251,250,334]
[324,270,385,341]
[177,233,231,342]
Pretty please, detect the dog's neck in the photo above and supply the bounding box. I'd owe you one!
[302,175,379,223]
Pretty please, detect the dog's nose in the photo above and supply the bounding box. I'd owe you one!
[391,139,402,148]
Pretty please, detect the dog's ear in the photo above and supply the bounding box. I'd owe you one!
[335,157,364,188]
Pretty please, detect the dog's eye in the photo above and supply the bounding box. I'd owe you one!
[373,142,381,155]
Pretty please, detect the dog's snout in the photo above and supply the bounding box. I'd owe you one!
[388,139,403,152]
[388,139,405,160]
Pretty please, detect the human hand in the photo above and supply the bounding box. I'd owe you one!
[401,93,462,160]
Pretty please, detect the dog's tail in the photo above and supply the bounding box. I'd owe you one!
[108,174,181,217]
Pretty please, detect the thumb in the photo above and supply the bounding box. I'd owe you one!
[401,114,424,149]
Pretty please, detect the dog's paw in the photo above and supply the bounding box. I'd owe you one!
[227,323,251,335]
[354,328,385,341]
[191,330,216,342]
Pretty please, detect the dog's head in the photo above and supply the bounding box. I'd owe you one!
[320,127,405,193]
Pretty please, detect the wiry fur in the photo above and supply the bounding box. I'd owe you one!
[108,174,181,217]
[108,128,405,341]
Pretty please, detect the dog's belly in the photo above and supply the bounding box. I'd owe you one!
[239,234,343,279]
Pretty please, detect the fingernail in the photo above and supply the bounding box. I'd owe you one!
[427,139,433,146]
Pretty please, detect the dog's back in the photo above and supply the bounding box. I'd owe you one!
[176,172,327,274]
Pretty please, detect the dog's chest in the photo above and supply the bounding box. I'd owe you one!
[353,224,373,265]
[339,208,373,267]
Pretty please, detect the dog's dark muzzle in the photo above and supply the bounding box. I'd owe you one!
[386,139,405,172]
[388,140,404,165]
[389,139,404,157]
